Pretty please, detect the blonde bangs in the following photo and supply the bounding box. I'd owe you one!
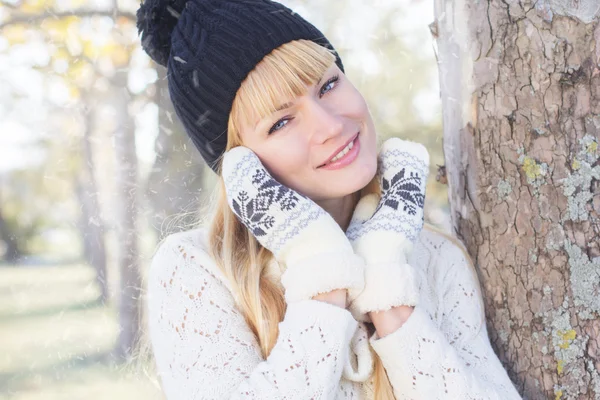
[228,39,336,147]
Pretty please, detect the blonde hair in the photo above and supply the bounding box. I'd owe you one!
[133,39,483,400]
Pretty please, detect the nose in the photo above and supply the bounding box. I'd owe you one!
[305,98,344,144]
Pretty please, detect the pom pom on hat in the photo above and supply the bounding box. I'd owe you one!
[136,0,190,67]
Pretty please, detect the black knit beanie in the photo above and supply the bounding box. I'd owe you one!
[136,0,344,173]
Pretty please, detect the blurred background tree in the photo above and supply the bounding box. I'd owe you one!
[0,0,446,398]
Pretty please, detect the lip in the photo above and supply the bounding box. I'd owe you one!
[317,133,360,170]
[318,132,360,168]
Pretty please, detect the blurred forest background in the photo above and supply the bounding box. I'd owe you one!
[0,0,448,398]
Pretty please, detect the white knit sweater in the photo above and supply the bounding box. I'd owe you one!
[146,226,522,399]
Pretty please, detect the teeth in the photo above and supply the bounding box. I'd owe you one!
[328,140,354,164]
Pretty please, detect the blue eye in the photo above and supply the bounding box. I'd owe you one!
[320,75,339,97]
[268,117,292,134]
[267,75,339,135]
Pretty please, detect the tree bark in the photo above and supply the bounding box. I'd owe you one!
[112,71,143,361]
[433,0,600,398]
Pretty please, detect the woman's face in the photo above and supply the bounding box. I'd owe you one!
[238,64,378,201]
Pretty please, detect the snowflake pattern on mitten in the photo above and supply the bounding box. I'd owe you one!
[222,146,327,256]
[231,168,304,238]
[347,138,429,243]
[376,163,426,216]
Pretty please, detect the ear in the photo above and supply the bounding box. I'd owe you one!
[349,193,380,225]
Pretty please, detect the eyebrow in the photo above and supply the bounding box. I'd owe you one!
[275,101,294,112]
[272,74,325,113]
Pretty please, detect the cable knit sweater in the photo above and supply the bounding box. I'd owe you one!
[146,226,522,399]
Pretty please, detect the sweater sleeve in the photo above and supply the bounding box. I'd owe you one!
[368,237,522,400]
[146,233,358,400]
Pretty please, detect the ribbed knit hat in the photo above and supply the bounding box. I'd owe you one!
[136,0,344,173]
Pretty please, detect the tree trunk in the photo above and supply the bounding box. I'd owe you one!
[75,96,109,303]
[433,0,600,398]
[112,71,143,361]
[145,67,205,237]
[0,204,20,262]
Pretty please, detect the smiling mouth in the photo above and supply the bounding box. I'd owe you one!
[318,132,360,168]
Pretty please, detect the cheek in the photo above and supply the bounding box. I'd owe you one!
[343,89,376,152]
[339,83,370,119]
[256,139,310,187]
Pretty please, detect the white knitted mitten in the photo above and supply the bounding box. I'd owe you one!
[222,146,365,303]
[346,138,430,321]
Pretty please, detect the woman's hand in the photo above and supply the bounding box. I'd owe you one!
[222,146,365,306]
[345,137,430,322]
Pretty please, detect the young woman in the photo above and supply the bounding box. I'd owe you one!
[136,0,522,398]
